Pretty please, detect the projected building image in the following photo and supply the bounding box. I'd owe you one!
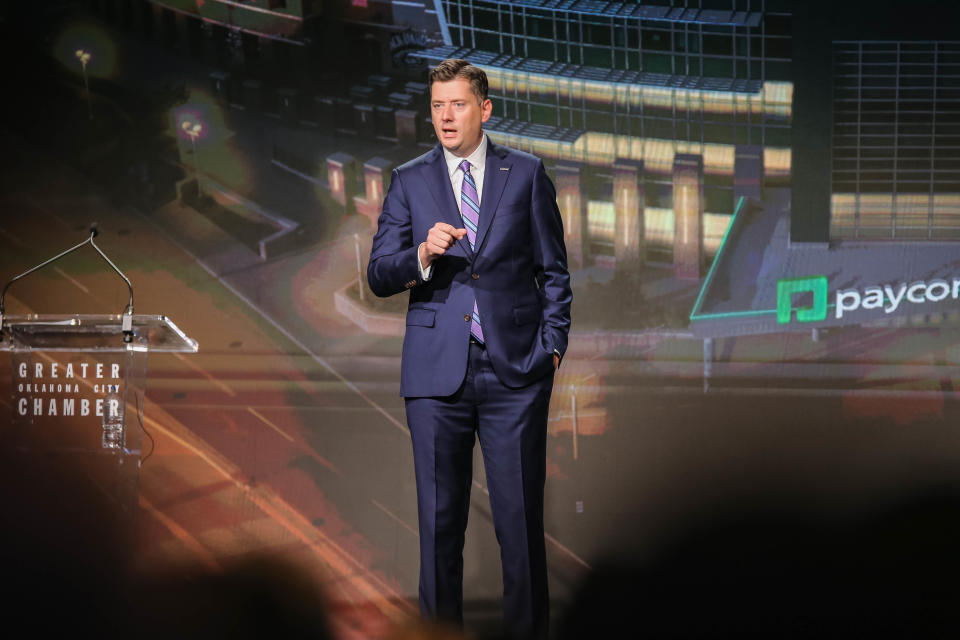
[416,0,793,277]
[5,2,960,637]
[830,40,960,240]
[691,1,960,368]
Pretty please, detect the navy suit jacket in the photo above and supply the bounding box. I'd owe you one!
[367,139,572,398]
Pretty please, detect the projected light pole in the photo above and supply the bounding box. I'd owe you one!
[353,233,365,303]
[181,120,204,197]
[569,373,597,462]
[75,49,92,120]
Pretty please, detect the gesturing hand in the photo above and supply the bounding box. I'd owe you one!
[419,222,468,269]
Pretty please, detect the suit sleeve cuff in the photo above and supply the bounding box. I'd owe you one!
[417,242,433,282]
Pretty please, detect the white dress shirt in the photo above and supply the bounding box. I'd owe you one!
[418,133,488,280]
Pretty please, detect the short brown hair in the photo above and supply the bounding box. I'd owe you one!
[428,59,488,104]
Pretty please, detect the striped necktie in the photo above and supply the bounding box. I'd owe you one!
[459,159,484,344]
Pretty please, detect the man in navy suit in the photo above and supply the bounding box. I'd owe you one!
[367,59,571,639]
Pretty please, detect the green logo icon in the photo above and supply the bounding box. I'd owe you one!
[777,276,828,324]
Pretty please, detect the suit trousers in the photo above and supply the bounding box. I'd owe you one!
[405,339,553,639]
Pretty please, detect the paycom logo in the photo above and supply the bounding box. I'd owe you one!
[777,276,828,324]
[777,275,960,324]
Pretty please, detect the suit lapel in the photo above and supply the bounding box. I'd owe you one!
[422,144,473,260]
[474,139,510,254]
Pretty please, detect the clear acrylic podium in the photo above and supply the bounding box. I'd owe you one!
[1,314,198,523]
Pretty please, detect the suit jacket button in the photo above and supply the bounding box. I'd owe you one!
[464,314,470,322]
[472,272,479,280]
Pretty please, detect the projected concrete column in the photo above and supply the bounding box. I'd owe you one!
[354,104,375,140]
[277,88,298,125]
[395,110,418,147]
[209,71,230,102]
[556,161,585,270]
[613,159,645,274]
[673,153,704,279]
[242,79,263,114]
[734,145,764,204]
[355,157,394,227]
[327,152,358,216]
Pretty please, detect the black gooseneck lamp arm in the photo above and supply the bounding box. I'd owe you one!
[0,224,135,343]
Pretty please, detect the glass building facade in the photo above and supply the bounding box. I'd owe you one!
[441,0,791,144]
[420,1,793,265]
[831,40,960,240]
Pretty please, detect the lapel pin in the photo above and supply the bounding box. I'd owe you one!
[500,167,510,171]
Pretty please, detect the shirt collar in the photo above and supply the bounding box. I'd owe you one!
[443,133,487,177]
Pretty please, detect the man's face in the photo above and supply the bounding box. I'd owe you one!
[430,78,492,157]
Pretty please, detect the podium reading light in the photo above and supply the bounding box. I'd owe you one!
[0,224,136,343]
